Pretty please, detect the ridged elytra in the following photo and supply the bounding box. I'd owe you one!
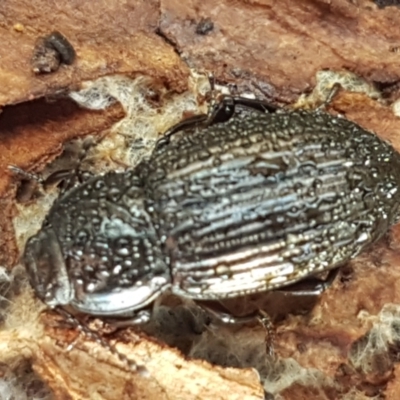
[23,96,400,324]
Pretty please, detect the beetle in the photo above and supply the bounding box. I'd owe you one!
[23,96,400,325]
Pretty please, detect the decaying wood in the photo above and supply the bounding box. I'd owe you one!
[0,291,263,399]
[0,0,188,106]
[160,0,400,103]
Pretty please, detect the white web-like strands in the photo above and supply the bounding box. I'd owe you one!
[351,304,400,374]
[69,73,210,168]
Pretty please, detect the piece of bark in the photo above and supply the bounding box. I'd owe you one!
[0,0,188,106]
[0,295,264,400]
[160,0,400,103]
[36,323,262,400]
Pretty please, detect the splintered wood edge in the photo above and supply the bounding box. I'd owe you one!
[0,304,264,400]
[40,327,263,400]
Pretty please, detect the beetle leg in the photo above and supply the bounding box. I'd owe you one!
[218,96,278,116]
[8,165,46,203]
[316,82,342,112]
[159,95,278,146]
[9,136,99,202]
[195,302,258,324]
[206,95,278,125]
[8,165,44,183]
[278,268,340,296]
[51,169,95,193]
[55,136,98,193]
[197,303,276,358]
[157,114,209,146]
[8,165,86,189]
[9,164,95,203]
[54,306,148,374]
[257,309,275,358]
[101,309,153,328]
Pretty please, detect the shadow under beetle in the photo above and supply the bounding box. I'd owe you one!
[23,95,400,325]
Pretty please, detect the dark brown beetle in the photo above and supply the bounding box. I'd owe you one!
[23,96,400,325]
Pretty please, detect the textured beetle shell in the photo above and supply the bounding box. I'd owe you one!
[23,105,400,314]
[144,109,400,300]
[25,170,169,315]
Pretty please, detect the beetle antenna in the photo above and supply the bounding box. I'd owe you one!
[316,82,342,111]
[257,310,276,359]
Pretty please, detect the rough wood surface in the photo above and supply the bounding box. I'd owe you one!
[159,0,400,103]
[0,296,262,400]
[0,0,188,106]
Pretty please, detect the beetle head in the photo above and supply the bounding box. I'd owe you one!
[24,171,171,317]
[24,225,73,307]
